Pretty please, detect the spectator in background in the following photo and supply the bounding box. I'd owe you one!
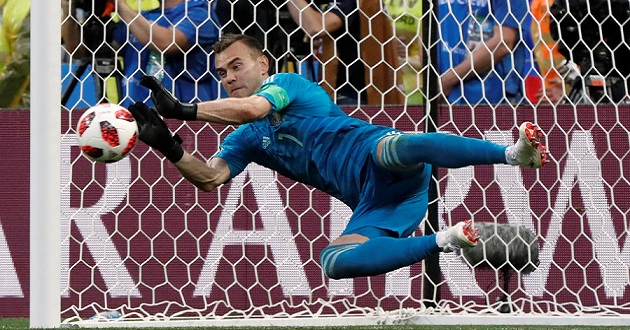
[384,0,424,105]
[438,0,534,105]
[62,0,221,107]
[216,0,288,73]
[531,0,568,104]
[286,0,367,105]
[0,0,30,108]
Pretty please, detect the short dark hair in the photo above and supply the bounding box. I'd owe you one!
[212,34,264,56]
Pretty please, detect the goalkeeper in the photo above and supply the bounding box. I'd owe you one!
[129,34,549,280]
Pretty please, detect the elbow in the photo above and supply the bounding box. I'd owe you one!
[231,107,263,124]
[195,160,229,192]
[165,43,188,55]
[150,37,189,55]
[300,18,327,37]
[197,182,218,192]
[244,107,268,122]
[238,97,270,123]
[492,39,515,60]
[304,25,324,38]
[150,41,178,55]
[193,176,222,192]
[501,40,516,53]
[496,31,517,54]
[494,45,513,61]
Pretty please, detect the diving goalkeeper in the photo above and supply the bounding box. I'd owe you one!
[128,33,549,280]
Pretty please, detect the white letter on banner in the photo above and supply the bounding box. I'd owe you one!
[486,131,537,232]
[194,163,310,297]
[438,159,485,296]
[60,136,140,297]
[486,131,545,293]
[0,220,23,297]
[426,131,483,296]
[440,130,629,298]
[439,129,543,296]
[522,131,629,297]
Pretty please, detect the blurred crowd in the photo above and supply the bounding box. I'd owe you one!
[0,0,628,109]
[0,0,30,108]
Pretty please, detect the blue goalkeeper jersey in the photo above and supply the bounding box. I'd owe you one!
[214,73,396,209]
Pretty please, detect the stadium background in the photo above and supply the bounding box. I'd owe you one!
[1,104,629,320]
[1,0,630,325]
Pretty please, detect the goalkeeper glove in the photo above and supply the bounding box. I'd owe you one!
[128,102,184,163]
[140,75,198,121]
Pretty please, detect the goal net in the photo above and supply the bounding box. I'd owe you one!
[49,0,630,327]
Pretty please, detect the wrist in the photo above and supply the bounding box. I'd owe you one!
[179,103,198,121]
[162,140,184,163]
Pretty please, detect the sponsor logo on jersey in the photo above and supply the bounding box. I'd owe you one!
[262,136,271,149]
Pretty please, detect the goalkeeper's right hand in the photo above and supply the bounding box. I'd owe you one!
[140,76,198,121]
[128,102,184,163]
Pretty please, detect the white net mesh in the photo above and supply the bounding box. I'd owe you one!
[56,0,630,326]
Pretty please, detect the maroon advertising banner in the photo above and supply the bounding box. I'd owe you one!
[0,105,629,318]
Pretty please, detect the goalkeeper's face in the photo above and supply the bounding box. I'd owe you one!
[215,41,270,98]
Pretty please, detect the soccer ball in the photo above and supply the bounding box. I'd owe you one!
[76,103,138,163]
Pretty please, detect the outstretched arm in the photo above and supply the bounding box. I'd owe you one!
[140,76,272,124]
[128,102,233,191]
[174,153,232,192]
[195,96,271,125]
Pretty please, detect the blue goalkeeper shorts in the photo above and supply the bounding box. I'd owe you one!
[341,158,432,239]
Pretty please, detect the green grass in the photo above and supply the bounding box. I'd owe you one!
[3,319,630,330]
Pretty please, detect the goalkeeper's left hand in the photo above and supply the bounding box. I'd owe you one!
[140,75,197,121]
[128,102,184,163]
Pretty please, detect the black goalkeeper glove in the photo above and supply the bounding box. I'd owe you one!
[140,75,198,121]
[128,102,184,163]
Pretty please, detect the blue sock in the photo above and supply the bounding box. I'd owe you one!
[320,235,441,279]
[380,133,508,169]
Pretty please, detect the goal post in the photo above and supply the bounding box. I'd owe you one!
[30,0,630,327]
[30,0,61,328]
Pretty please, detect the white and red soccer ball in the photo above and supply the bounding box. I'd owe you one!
[76,103,138,163]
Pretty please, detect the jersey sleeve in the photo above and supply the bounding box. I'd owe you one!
[213,125,256,179]
[255,73,301,112]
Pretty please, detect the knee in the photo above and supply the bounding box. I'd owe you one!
[319,243,359,280]
[375,134,419,171]
[320,245,342,279]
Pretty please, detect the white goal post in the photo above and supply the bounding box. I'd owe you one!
[27,0,630,328]
[30,0,61,328]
